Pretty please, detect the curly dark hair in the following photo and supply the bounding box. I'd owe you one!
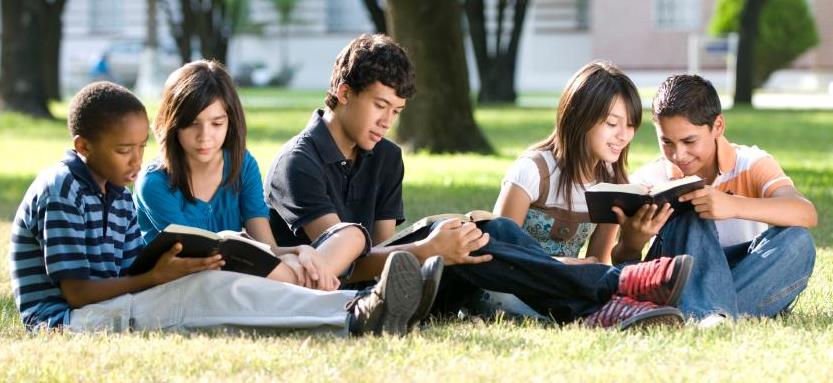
[67,81,146,141]
[325,34,415,109]
[652,74,721,128]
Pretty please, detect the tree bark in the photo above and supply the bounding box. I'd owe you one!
[465,0,528,104]
[387,0,492,154]
[162,0,195,65]
[41,0,66,102]
[734,0,766,106]
[0,0,52,117]
[361,0,387,34]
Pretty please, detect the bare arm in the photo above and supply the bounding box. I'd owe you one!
[60,244,223,308]
[367,219,492,265]
[492,183,531,227]
[585,223,617,265]
[679,185,817,228]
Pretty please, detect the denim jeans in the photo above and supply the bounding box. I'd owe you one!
[646,211,816,319]
[422,218,621,323]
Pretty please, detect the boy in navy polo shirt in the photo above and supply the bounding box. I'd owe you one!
[9,81,429,336]
[266,34,698,329]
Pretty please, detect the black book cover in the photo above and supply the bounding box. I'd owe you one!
[585,176,705,224]
[127,225,280,277]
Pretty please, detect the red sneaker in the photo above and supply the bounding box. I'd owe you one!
[584,295,683,330]
[619,255,693,306]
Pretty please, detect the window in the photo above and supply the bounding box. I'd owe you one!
[654,0,701,31]
[89,0,123,34]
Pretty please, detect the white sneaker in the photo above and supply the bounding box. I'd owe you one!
[697,313,730,329]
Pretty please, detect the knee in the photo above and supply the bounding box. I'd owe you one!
[773,226,816,256]
[484,216,519,233]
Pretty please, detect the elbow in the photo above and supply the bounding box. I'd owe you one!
[804,202,818,228]
[59,283,90,309]
[806,212,818,229]
[63,293,88,309]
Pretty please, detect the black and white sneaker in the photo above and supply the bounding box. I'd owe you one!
[346,251,422,336]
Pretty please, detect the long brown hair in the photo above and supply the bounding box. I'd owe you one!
[154,60,247,202]
[529,61,641,210]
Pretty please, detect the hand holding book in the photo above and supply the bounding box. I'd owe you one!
[612,202,674,260]
[677,185,738,220]
[146,242,225,284]
[584,176,705,224]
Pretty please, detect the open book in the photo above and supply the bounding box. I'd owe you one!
[584,176,705,224]
[127,224,280,277]
[378,210,496,247]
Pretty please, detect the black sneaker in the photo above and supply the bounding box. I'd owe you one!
[407,255,444,329]
[346,251,422,336]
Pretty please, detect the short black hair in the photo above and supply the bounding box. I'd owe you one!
[67,81,147,141]
[652,74,721,127]
[325,34,415,109]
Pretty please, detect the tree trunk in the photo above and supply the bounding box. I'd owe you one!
[41,0,66,102]
[387,0,492,154]
[361,0,387,34]
[162,0,194,65]
[734,0,766,106]
[0,0,52,117]
[465,0,528,104]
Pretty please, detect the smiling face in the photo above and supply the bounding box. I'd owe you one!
[656,114,725,179]
[176,99,229,167]
[331,81,406,156]
[585,96,636,165]
[78,112,149,191]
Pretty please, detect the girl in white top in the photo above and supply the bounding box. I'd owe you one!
[494,61,672,265]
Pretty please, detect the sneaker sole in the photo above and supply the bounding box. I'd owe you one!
[620,306,684,330]
[408,255,444,329]
[378,251,423,336]
[666,254,694,307]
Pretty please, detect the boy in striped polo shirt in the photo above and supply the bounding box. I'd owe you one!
[629,74,817,325]
[9,81,430,335]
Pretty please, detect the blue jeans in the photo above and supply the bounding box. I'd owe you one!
[421,218,621,323]
[646,211,816,319]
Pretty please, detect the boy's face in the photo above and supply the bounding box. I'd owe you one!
[655,114,724,178]
[77,112,149,190]
[336,81,406,151]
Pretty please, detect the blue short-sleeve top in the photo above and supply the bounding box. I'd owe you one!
[134,149,270,243]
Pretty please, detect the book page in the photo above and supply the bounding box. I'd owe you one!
[466,210,496,222]
[218,231,274,255]
[586,182,649,195]
[163,224,221,240]
[649,175,703,196]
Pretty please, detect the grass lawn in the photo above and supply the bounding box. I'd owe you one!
[1,88,832,381]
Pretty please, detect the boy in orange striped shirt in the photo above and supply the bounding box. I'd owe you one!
[629,74,817,325]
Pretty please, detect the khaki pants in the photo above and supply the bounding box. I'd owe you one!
[68,270,355,335]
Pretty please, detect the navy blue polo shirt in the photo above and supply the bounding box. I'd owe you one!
[265,109,405,246]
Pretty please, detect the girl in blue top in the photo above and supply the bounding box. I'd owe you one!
[134,60,366,291]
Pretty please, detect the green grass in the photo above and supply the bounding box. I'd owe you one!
[1,91,832,381]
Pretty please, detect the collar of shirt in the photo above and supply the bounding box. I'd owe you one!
[662,136,736,181]
[305,109,375,166]
[61,149,125,198]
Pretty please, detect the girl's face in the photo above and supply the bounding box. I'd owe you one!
[177,99,229,166]
[585,95,635,165]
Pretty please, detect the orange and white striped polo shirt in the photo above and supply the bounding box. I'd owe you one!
[631,136,793,247]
